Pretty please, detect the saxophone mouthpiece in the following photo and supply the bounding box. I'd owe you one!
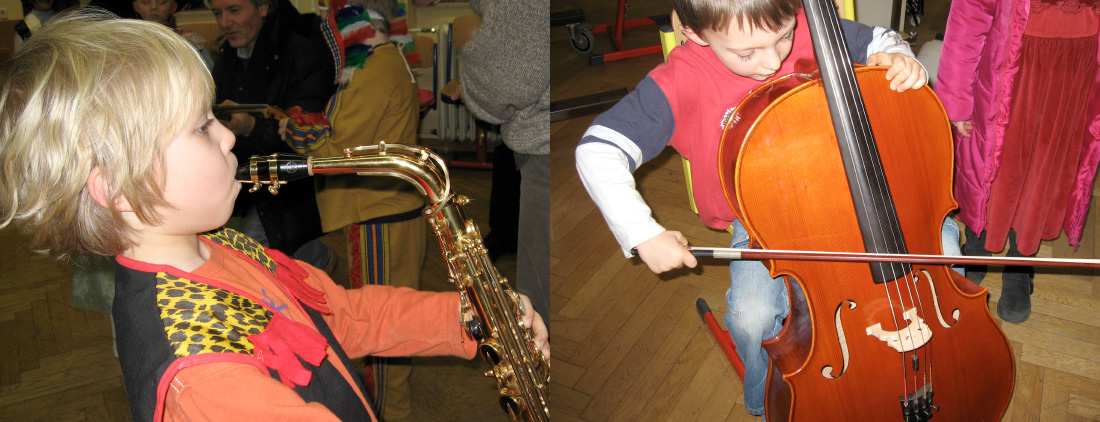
[236,153,312,195]
[234,164,252,183]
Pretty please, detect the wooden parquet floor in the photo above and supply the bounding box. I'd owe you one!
[0,164,514,422]
[4,1,1100,420]
[549,0,1100,421]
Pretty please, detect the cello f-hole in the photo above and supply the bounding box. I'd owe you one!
[918,269,960,328]
[821,300,856,379]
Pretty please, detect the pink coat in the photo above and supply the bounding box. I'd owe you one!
[935,0,1100,248]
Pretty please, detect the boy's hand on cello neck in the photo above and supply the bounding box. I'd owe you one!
[867,52,928,92]
[635,230,698,274]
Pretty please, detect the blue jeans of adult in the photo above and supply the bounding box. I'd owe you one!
[725,217,963,416]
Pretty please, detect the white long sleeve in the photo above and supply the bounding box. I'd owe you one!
[575,141,666,257]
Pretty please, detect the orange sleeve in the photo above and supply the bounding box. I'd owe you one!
[299,262,479,360]
[163,362,361,421]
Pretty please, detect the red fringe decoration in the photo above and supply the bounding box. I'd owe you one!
[250,314,329,388]
[265,247,330,314]
[286,106,330,127]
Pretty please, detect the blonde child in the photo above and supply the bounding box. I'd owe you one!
[0,10,547,421]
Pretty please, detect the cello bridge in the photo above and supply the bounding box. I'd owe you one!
[866,308,931,353]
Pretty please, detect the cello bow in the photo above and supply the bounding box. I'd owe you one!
[685,246,1100,269]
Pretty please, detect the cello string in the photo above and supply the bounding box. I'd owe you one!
[846,53,935,410]
[843,56,936,403]
[803,0,909,397]
[806,0,919,395]
[912,270,935,401]
[807,0,909,384]
[812,0,923,402]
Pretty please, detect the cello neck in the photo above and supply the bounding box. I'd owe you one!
[803,0,909,280]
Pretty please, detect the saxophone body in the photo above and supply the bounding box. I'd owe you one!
[238,143,550,422]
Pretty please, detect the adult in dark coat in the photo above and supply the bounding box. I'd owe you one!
[211,0,336,265]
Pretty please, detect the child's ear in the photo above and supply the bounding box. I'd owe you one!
[681,25,708,47]
[87,166,133,212]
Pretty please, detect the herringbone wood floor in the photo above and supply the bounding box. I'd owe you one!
[0,163,514,421]
[549,0,1100,421]
[5,1,1100,420]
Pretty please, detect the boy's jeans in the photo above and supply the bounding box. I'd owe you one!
[724,217,963,415]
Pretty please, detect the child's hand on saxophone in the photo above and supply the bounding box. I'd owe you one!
[520,294,550,359]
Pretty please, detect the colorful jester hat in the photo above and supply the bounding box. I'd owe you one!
[319,0,413,85]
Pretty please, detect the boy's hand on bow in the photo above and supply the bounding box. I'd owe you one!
[867,52,927,92]
[519,294,550,360]
[635,231,697,274]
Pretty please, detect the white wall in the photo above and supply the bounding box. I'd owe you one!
[853,0,903,31]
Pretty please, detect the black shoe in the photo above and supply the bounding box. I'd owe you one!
[997,266,1034,324]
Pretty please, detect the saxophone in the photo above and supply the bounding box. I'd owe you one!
[237,143,550,422]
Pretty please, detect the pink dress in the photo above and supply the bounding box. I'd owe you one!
[984,0,1100,255]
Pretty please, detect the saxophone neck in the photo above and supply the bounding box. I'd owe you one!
[236,143,452,204]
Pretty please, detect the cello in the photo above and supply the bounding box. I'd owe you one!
[716,0,1015,420]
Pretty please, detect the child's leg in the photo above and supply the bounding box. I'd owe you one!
[725,217,962,416]
[998,229,1034,324]
[722,220,789,416]
[940,216,965,276]
[348,217,426,422]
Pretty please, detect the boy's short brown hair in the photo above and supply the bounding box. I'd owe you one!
[673,0,801,34]
[0,9,215,258]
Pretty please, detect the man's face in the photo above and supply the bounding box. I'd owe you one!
[133,0,177,25]
[210,0,268,53]
[683,17,798,81]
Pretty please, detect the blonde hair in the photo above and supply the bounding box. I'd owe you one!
[0,8,215,258]
[673,0,801,34]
